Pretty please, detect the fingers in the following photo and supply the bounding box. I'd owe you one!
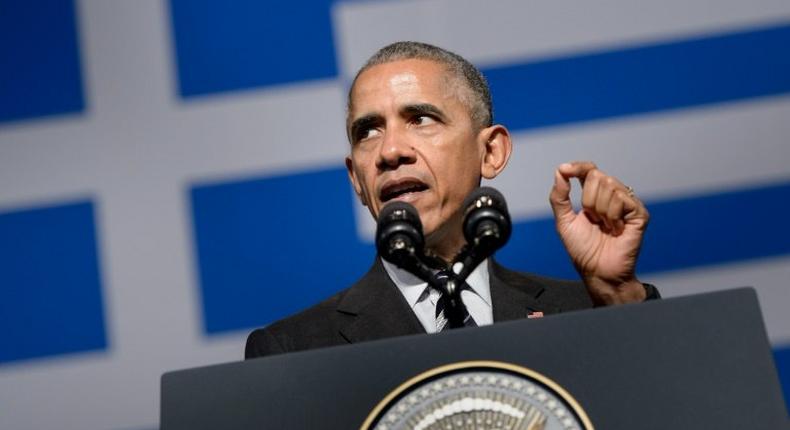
[582,170,631,235]
[557,161,598,184]
[549,166,574,225]
[605,190,625,233]
[619,188,649,225]
[580,169,602,224]
[550,161,600,221]
[553,161,649,234]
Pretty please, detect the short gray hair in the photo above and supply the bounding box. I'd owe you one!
[347,41,493,134]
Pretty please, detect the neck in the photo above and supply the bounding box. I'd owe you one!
[424,216,466,266]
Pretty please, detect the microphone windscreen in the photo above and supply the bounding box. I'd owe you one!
[375,201,424,262]
[462,186,508,214]
[462,186,511,248]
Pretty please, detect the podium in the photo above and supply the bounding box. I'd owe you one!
[161,288,787,429]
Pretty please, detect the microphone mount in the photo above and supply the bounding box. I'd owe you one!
[374,187,512,330]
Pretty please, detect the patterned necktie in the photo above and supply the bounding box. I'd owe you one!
[433,270,477,332]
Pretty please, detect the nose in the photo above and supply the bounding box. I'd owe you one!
[377,127,417,170]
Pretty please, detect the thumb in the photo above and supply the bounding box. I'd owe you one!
[549,165,575,226]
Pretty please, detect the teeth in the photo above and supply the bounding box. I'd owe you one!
[394,185,417,194]
[383,182,426,201]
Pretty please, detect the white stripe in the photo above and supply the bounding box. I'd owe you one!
[645,255,790,345]
[436,309,448,332]
[334,0,790,75]
[0,79,348,205]
[491,95,790,220]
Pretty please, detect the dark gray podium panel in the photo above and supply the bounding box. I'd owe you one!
[161,288,787,429]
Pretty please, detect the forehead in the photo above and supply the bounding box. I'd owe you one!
[349,59,459,115]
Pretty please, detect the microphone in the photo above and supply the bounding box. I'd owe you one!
[376,201,470,329]
[463,186,511,253]
[375,201,425,270]
[455,187,512,279]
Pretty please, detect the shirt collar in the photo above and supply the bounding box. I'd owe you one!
[381,258,492,308]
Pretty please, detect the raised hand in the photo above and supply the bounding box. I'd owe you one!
[549,161,649,305]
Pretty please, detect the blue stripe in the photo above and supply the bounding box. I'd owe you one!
[191,167,374,334]
[485,22,790,131]
[0,201,107,364]
[192,164,790,334]
[170,0,337,98]
[497,180,790,279]
[774,345,790,416]
[775,345,790,417]
[0,0,85,123]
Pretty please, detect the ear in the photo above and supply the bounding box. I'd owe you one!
[478,125,512,179]
[345,155,367,206]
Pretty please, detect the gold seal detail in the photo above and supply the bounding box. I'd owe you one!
[360,360,593,430]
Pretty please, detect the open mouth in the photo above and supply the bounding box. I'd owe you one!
[380,179,429,203]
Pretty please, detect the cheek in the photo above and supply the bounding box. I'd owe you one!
[359,175,377,203]
[433,152,482,213]
[351,151,375,186]
[350,163,376,205]
[436,149,482,187]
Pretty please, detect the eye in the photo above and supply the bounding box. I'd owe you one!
[412,115,438,126]
[355,126,381,143]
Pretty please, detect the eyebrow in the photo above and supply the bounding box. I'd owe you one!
[401,103,447,121]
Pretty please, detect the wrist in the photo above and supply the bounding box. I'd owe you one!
[584,277,646,306]
[642,282,661,300]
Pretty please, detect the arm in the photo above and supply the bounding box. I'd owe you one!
[245,328,287,359]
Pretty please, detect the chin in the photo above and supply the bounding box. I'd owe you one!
[422,218,450,243]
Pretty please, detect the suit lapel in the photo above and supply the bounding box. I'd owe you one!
[336,259,425,344]
[335,258,562,343]
[489,260,559,322]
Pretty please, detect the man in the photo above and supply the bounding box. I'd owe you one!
[245,41,656,358]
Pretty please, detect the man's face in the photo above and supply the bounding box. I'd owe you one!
[346,59,486,249]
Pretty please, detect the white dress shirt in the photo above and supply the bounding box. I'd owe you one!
[381,258,493,333]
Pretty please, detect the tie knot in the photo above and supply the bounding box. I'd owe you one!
[435,270,474,299]
[434,269,453,282]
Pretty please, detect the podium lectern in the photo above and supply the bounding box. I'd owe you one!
[161,288,787,429]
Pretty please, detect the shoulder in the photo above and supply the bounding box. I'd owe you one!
[490,261,594,311]
[245,259,391,359]
[245,288,351,359]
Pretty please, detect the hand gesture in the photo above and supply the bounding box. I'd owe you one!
[549,161,649,305]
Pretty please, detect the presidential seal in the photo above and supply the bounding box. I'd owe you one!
[360,361,593,430]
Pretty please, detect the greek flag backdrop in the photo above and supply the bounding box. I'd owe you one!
[1,0,789,428]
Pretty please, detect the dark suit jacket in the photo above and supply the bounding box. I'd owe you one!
[245,259,594,359]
